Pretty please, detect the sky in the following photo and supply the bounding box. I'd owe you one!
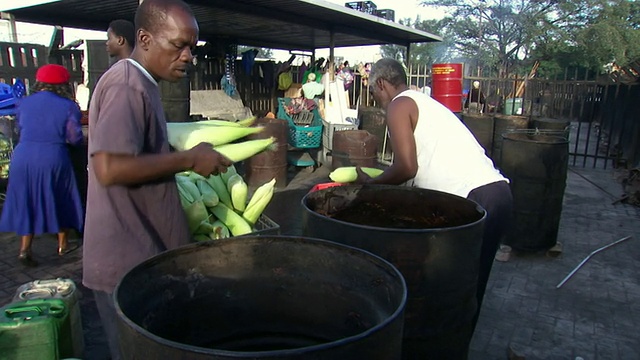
[2,0,447,64]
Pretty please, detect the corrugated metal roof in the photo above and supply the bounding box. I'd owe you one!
[8,0,442,50]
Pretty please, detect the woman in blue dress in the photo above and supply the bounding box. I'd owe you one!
[0,64,84,266]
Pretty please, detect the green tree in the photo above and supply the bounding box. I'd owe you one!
[575,1,640,69]
[420,0,590,76]
[380,17,455,67]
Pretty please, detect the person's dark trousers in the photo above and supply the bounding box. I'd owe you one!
[94,290,123,360]
[467,180,513,331]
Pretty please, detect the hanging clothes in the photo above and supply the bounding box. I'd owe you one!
[241,49,259,75]
[260,61,276,90]
[298,61,308,83]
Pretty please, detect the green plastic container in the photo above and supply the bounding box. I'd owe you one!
[503,97,523,115]
[0,299,72,360]
[14,278,84,358]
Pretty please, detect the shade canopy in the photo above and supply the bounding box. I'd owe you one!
[8,0,442,51]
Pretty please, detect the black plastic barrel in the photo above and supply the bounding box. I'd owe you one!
[462,113,494,156]
[500,132,569,252]
[160,77,191,122]
[115,236,407,360]
[245,117,288,189]
[492,114,529,168]
[331,130,379,170]
[530,117,571,139]
[301,185,486,360]
[358,106,392,161]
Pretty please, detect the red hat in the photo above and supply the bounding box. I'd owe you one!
[35,64,71,85]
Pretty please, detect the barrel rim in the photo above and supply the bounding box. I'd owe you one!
[501,131,569,144]
[301,184,487,233]
[113,235,408,357]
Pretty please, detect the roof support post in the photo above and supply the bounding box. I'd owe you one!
[405,43,411,67]
[329,29,335,81]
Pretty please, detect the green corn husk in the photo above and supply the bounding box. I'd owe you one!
[167,121,264,151]
[213,137,277,163]
[196,179,219,207]
[329,166,384,183]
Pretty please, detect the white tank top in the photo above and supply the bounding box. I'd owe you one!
[394,90,508,197]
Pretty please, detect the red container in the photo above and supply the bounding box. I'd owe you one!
[431,63,463,113]
[309,182,343,193]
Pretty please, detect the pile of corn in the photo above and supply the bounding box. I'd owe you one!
[176,164,276,241]
[167,116,280,241]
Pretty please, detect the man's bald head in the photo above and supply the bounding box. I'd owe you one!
[134,0,194,35]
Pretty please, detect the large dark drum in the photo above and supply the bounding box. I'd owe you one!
[301,185,486,360]
[331,130,379,170]
[244,117,288,189]
[358,106,392,161]
[492,114,529,168]
[501,132,569,252]
[115,236,407,360]
[530,117,571,140]
[160,77,190,123]
[462,113,494,156]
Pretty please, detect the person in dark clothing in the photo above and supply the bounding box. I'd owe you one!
[106,19,135,61]
[84,1,232,358]
[465,80,486,113]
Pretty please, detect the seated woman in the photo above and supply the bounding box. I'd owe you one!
[301,72,325,100]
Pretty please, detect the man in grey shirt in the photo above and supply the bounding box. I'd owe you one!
[83,0,231,358]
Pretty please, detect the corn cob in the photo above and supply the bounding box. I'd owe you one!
[226,174,248,212]
[176,177,195,207]
[196,179,219,207]
[194,234,211,242]
[243,178,276,225]
[183,200,210,234]
[177,177,202,201]
[188,171,206,182]
[197,115,256,127]
[206,174,233,208]
[213,137,277,163]
[194,120,243,127]
[329,166,384,183]
[194,218,214,235]
[220,164,238,185]
[210,220,231,240]
[168,124,264,151]
[209,203,253,236]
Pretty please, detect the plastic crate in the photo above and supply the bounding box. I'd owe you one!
[250,214,281,236]
[322,119,358,151]
[277,98,323,149]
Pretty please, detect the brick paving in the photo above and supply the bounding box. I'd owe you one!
[1,164,638,359]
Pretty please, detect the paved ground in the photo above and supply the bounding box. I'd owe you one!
[1,163,638,359]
